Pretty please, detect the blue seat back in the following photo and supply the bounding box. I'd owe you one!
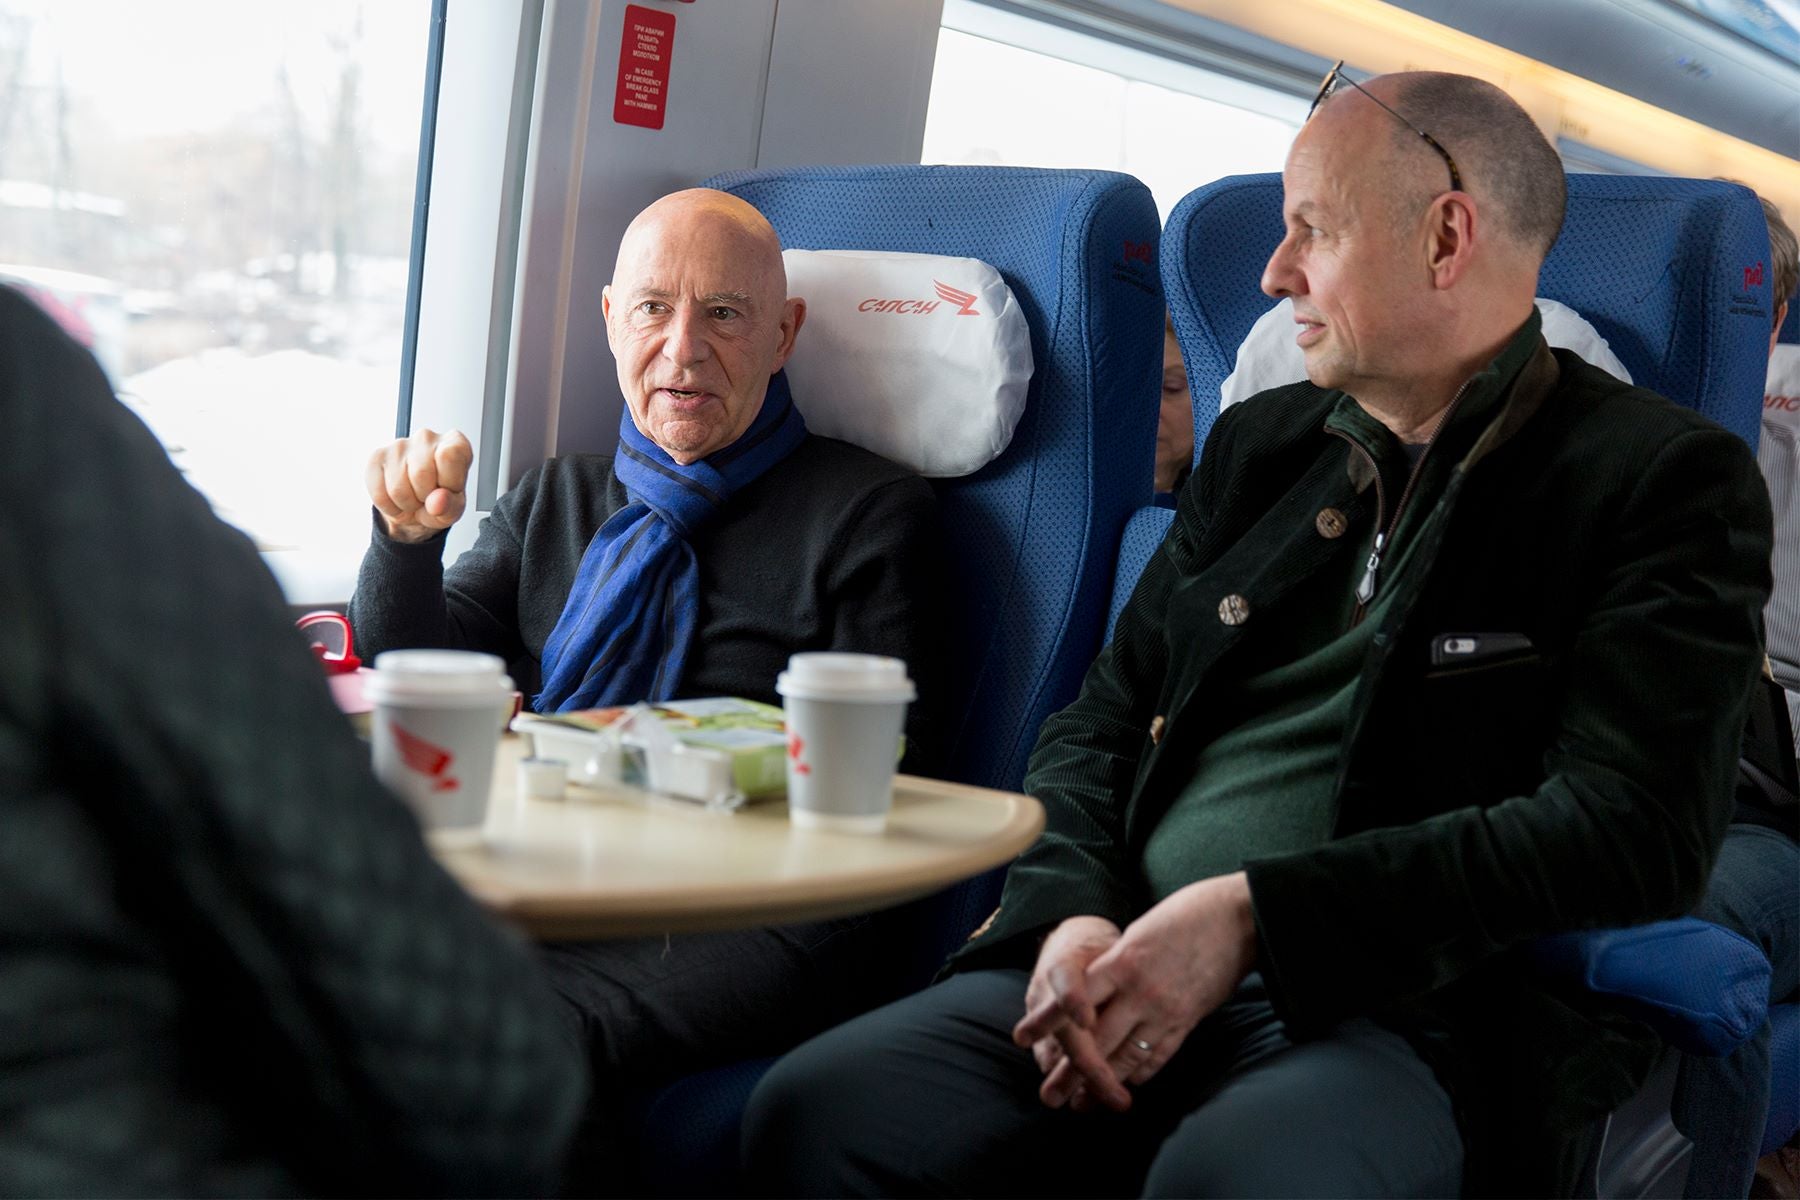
[1107,506,1174,642]
[1162,173,1774,458]
[707,165,1163,792]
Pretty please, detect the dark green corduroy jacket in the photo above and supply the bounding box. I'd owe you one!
[951,318,1774,1194]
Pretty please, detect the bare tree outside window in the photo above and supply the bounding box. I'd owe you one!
[0,0,428,579]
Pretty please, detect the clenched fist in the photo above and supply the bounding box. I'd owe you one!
[366,428,473,544]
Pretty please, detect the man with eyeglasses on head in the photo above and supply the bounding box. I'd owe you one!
[743,70,1772,1198]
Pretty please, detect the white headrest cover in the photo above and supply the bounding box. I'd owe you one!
[779,249,1033,477]
[1218,296,1632,411]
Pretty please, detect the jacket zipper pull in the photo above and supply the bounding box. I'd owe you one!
[1356,532,1386,605]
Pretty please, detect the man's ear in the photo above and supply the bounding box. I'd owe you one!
[1424,192,1478,290]
[771,297,806,370]
[601,285,618,350]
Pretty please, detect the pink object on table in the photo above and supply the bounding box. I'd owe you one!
[328,667,376,716]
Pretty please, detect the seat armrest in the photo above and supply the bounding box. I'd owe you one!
[1529,917,1771,1056]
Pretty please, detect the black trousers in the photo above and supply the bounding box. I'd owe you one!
[539,913,914,1192]
[743,969,1464,1198]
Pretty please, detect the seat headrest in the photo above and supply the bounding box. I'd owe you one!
[779,249,1033,477]
[1218,297,1632,411]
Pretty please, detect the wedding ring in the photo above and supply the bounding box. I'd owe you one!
[1130,1038,1154,1053]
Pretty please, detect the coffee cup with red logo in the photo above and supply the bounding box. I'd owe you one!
[367,650,515,845]
[776,653,914,834]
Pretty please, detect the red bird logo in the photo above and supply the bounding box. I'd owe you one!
[933,279,980,316]
[787,731,812,776]
[392,723,460,792]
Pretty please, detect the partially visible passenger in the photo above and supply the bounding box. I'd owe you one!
[0,285,584,1194]
[1672,192,1800,1200]
[1155,313,1193,498]
[350,188,945,1183]
[744,70,1772,1197]
[1756,195,1800,739]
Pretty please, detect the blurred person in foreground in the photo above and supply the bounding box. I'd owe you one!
[744,71,1772,1197]
[0,285,583,1195]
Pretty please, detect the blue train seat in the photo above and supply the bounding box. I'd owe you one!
[1114,172,1778,1197]
[625,164,1163,1195]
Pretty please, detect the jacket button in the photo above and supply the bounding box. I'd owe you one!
[1149,715,1165,745]
[1315,507,1348,538]
[1218,594,1251,626]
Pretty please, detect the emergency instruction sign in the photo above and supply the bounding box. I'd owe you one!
[614,5,675,130]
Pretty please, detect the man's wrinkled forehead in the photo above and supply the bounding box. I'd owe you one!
[612,209,785,305]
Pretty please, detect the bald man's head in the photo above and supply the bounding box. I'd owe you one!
[1263,71,1551,407]
[1319,71,1566,260]
[603,189,805,464]
[613,189,789,302]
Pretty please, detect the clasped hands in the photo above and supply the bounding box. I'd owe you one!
[1012,871,1257,1113]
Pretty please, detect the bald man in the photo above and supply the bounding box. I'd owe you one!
[353,189,942,724]
[745,73,1772,1197]
[349,189,944,1176]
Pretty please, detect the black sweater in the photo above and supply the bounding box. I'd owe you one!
[350,435,949,771]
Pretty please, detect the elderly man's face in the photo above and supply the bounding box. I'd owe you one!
[1260,98,1428,394]
[604,195,803,464]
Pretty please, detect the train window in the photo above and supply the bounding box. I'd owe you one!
[1556,139,1670,177]
[0,1,432,599]
[924,3,1306,218]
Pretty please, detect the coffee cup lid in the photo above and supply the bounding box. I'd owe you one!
[776,652,915,703]
[368,650,514,702]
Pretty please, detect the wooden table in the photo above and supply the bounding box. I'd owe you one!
[432,736,1045,940]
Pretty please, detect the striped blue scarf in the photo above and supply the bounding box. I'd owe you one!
[535,375,808,713]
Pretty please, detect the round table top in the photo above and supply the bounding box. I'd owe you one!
[432,737,1045,940]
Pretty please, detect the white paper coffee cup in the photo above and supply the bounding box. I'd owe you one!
[368,650,514,845]
[776,653,914,834]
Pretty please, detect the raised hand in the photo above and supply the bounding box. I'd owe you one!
[366,429,473,544]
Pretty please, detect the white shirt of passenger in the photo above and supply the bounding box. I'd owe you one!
[1763,342,1800,736]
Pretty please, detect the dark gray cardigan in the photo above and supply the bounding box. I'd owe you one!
[350,435,950,771]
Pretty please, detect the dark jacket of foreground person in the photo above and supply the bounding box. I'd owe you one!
[956,318,1774,1194]
[0,287,585,1195]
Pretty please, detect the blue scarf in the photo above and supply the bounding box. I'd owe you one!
[535,374,808,713]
